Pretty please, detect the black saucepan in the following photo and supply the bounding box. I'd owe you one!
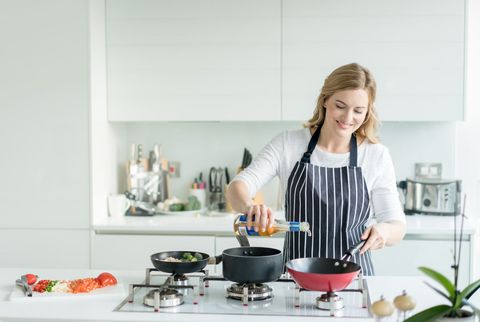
[221,246,283,284]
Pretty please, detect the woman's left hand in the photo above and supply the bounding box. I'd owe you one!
[359,224,388,254]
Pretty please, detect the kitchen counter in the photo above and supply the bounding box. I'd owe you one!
[0,268,476,322]
[93,212,477,238]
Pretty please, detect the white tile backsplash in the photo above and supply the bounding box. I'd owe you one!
[379,122,456,180]
[122,121,456,209]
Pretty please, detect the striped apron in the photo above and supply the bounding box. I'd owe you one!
[284,127,374,275]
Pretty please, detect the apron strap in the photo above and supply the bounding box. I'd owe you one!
[301,127,358,167]
[349,134,358,167]
[301,127,321,163]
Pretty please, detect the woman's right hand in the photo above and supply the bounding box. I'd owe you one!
[245,204,275,233]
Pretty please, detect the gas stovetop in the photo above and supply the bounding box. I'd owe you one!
[114,268,372,318]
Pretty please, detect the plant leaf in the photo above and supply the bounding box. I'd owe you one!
[424,281,453,304]
[460,279,480,301]
[454,279,480,309]
[462,299,480,317]
[404,305,452,322]
[419,267,456,299]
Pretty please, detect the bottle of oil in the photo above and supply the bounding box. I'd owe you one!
[233,214,311,237]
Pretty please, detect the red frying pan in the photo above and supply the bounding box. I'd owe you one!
[285,241,364,292]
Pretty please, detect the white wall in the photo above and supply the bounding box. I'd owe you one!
[381,122,456,180]
[120,122,456,208]
[457,0,480,279]
[456,0,480,219]
[90,0,128,222]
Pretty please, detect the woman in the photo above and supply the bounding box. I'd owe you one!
[226,63,406,275]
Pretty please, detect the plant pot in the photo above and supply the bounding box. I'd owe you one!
[436,310,475,322]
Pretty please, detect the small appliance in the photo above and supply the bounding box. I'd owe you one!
[398,178,461,216]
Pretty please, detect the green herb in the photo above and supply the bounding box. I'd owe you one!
[45,280,58,292]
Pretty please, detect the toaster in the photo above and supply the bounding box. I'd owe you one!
[398,178,462,215]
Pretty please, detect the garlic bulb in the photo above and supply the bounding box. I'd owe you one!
[394,290,416,311]
[370,295,394,318]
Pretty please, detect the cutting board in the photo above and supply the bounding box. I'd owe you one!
[9,283,125,301]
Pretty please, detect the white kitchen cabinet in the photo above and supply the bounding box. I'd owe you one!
[282,0,465,121]
[0,0,90,230]
[92,233,215,270]
[105,0,464,122]
[372,237,471,288]
[106,0,281,121]
[0,229,90,268]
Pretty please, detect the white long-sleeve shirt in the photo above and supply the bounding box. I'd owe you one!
[233,128,405,223]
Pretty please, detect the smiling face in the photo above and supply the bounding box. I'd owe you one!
[306,63,379,144]
[323,89,369,138]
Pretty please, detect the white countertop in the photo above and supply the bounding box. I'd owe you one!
[93,212,477,237]
[1,267,476,322]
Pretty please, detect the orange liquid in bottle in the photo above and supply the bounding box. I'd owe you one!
[233,215,310,237]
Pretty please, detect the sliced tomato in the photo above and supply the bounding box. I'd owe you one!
[96,272,117,287]
[24,274,37,285]
[70,278,100,293]
[33,280,50,293]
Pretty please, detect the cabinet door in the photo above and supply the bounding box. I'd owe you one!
[282,0,464,121]
[371,239,470,288]
[0,0,90,229]
[92,234,215,270]
[0,229,90,268]
[106,0,281,121]
[215,236,284,274]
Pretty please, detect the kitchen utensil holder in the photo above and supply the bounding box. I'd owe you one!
[208,192,226,212]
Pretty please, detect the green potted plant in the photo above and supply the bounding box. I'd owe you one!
[406,197,480,322]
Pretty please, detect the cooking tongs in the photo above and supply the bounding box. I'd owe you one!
[338,240,365,263]
[16,276,32,297]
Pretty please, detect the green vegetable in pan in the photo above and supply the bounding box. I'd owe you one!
[180,252,203,262]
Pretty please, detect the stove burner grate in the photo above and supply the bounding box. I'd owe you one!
[171,274,189,286]
[227,283,273,302]
[143,288,184,308]
[316,292,344,310]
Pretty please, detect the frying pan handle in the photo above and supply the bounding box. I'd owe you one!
[341,240,365,261]
[207,255,223,265]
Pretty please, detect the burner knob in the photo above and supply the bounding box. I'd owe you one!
[394,290,416,319]
[370,295,394,319]
[423,198,431,207]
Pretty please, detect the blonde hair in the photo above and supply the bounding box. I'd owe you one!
[304,63,380,144]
